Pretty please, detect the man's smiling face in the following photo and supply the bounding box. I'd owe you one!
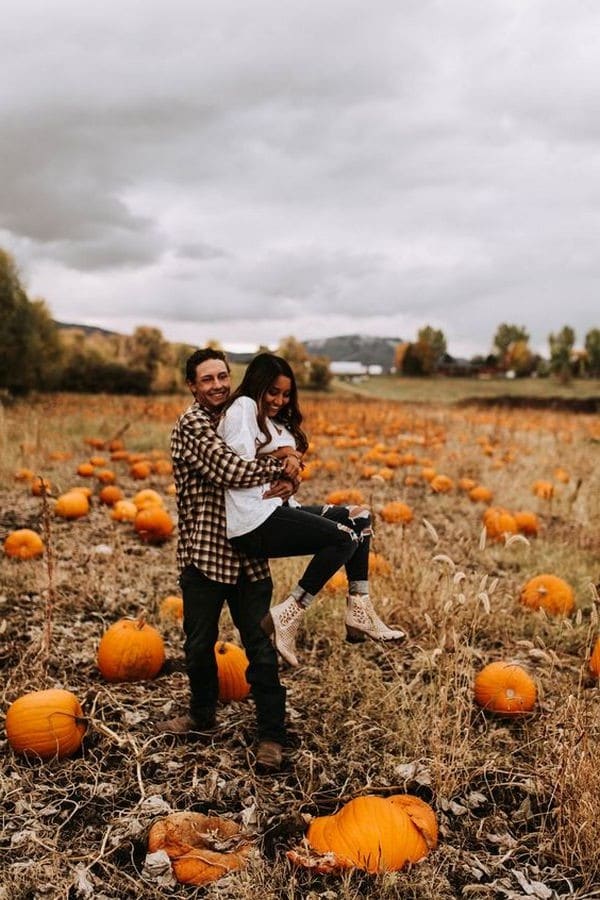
[187,358,231,410]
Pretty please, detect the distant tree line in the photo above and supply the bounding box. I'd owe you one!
[0,249,333,396]
[394,322,600,381]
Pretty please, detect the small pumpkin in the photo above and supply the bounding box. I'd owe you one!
[420,467,436,483]
[380,501,413,524]
[54,490,90,519]
[97,617,165,682]
[514,510,539,536]
[152,459,173,475]
[133,488,164,510]
[96,469,116,485]
[474,661,537,715]
[325,489,365,505]
[5,689,86,759]
[99,485,124,506]
[77,462,95,477]
[31,476,52,496]
[288,794,438,874]
[323,570,349,594]
[482,507,518,541]
[134,506,174,543]
[430,474,454,493]
[458,477,477,492]
[14,467,35,482]
[147,811,253,885]
[89,455,106,467]
[469,485,493,504]
[519,574,574,616]
[129,461,152,480]
[532,480,554,499]
[110,499,138,522]
[589,637,600,678]
[159,594,184,623]
[3,528,45,560]
[368,551,391,576]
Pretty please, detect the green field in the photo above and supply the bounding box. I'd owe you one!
[331,374,600,405]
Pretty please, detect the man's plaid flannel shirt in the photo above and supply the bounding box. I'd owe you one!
[171,401,283,584]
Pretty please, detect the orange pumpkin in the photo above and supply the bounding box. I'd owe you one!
[54,490,90,519]
[420,467,436,483]
[147,812,253,885]
[288,794,438,874]
[368,552,391,576]
[159,594,184,622]
[152,459,173,476]
[129,461,152,480]
[323,570,349,594]
[5,689,86,759]
[483,507,518,541]
[134,506,174,543]
[110,499,138,522]
[77,463,95,477]
[589,638,600,678]
[469,485,493,503]
[458,477,477,491]
[519,574,575,615]
[514,510,539,536]
[96,469,116,485]
[89,455,106,467]
[99,485,124,506]
[97,617,165,682]
[325,489,365,505]
[380,501,413,524]
[215,641,250,701]
[133,488,164,509]
[532,480,554,499]
[14,467,35,482]
[31,476,52,496]
[430,474,454,493]
[3,528,45,560]
[474,661,536,715]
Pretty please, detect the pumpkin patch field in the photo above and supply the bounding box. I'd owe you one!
[1,390,599,899]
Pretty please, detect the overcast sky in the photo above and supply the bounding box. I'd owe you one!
[1,1,599,357]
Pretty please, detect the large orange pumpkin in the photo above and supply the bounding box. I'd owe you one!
[147,812,253,885]
[97,617,165,682]
[3,528,45,560]
[519,574,575,616]
[133,489,164,510]
[288,794,438,874]
[5,689,86,759]
[474,661,537,715]
[215,642,250,702]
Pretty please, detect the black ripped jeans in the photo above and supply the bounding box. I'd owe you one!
[230,503,372,597]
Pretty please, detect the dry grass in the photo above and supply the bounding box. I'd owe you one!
[1,392,599,899]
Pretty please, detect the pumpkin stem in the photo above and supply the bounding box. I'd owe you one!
[217,642,227,654]
[136,613,147,629]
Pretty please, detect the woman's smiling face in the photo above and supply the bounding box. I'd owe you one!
[262,374,292,418]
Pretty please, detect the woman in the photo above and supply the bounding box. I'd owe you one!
[217,353,404,667]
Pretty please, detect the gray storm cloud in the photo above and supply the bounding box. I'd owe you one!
[0,0,598,353]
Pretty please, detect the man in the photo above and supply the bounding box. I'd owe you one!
[162,347,300,772]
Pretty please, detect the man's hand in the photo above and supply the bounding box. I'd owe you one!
[264,478,296,501]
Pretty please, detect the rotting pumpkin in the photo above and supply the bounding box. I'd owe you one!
[147,811,253,886]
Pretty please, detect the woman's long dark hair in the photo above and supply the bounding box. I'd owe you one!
[222,353,308,453]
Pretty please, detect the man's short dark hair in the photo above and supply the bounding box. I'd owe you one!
[185,348,230,383]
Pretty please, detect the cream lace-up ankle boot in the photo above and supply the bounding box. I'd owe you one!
[345,594,406,643]
[261,595,304,666]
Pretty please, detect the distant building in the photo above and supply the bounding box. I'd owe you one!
[330,361,383,379]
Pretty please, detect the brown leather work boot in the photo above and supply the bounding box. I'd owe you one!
[255,740,283,772]
[156,712,217,735]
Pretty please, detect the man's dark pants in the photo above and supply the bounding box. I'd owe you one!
[180,565,287,744]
